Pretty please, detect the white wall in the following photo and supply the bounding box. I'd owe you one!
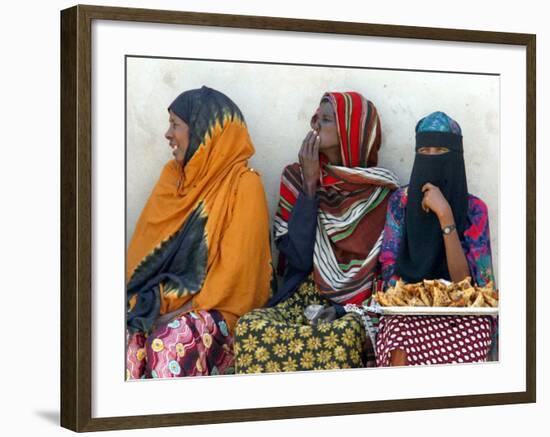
[127,57,500,280]
[0,0,546,437]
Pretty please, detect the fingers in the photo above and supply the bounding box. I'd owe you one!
[421,196,431,213]
[421,190,431,213]
[422,182,434,192]
[312,133,320,156]
[300,131,312,162]
[305,130,314,147]
[306,130,316,156]
[301,131,312,154]
[299,130,321,165]
[421,199,430,213]
[307,130,318,151]
[306,130,319,154]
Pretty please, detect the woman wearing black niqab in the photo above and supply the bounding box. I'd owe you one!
[375,111,497,368]
[397,111,470,283]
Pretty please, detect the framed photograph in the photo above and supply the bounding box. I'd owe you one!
[60,4,536,432]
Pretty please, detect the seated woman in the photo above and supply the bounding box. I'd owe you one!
[125,86,272,379]
[376,111,496,367]
[235,92,399,373]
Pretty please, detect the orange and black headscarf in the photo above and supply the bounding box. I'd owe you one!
[126,87,272,334]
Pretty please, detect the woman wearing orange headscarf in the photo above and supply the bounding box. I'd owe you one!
[126,86,272,379]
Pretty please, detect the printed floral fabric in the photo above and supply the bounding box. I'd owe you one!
[379,187,495,288]
[234,278,367,374]
[126,309,234,379]
[416,111,462,135]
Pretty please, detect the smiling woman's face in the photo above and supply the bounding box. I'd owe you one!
[165,110,190,163]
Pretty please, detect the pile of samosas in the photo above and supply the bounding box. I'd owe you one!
[374,277,498,308]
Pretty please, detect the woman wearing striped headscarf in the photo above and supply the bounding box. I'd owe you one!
[234,92,399,374]
[125,86,272,379]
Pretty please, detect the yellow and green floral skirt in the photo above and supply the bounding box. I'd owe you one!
[234,278,367,374]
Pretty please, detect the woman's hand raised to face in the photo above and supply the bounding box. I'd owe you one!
[299,130,321,198]
[421,183,453,224]
[422,182,470,282]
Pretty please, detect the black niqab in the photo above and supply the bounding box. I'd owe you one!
[396,131,469,283]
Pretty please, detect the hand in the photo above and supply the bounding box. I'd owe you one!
[153,300,193,329]
[299,130,321,197]
[421,183,453,222]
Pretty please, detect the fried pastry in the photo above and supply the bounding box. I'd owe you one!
[470,292,485,307]
[432,287,452,307]
[419,287,433,306]
[481,291,499,308]
[374,277,499,309]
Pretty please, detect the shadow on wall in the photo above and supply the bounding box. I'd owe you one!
[34,410,59,426]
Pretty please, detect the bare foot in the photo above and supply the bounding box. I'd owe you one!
[390,349,408,366]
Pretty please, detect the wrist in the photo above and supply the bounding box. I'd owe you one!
[303,180,317,198]
[437,207,454,225]
[441,223,457,236]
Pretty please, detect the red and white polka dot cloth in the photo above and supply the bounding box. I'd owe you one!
[376,315,494,366]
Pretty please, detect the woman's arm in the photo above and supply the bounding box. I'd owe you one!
[439,209,471,282]
[276,192,318,272]
[462,196,495,286]
[421,183,470,282]
[275,130,322,273]
[379,188,406,288]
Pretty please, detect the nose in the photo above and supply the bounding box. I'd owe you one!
[165,128,172,141]
[310,114,320,131]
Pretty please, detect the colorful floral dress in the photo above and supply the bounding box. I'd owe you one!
[375,187,497,366]
[234,277,367,373]
[126,310,235,379]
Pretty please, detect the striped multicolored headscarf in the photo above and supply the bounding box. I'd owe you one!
[323,91,381,168]
[274,92,399,305]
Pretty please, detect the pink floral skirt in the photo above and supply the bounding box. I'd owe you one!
[376,315,494,367]
[126,309,235,379]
